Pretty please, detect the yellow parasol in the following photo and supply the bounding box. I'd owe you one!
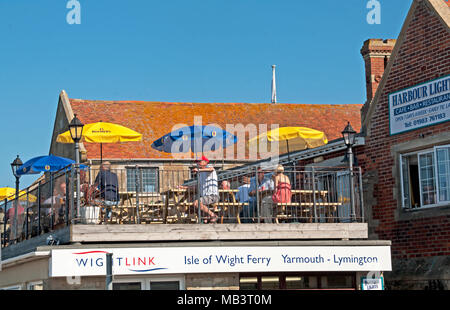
[57,121,143,162]
[0,187,37,202]
[248,126,328,160]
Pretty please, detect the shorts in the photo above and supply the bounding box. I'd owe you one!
[197,195,219,206]
[103,200,118,219]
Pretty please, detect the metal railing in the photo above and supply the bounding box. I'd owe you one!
[1,167,75,248]
[1,164,364,248]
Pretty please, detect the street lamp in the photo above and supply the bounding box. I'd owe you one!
[10,155,23,242]
[342,121,357,148]
[341,122,357,222]
[69,114,84,222]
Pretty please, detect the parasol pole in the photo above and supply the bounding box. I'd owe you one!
[286,140,291,164]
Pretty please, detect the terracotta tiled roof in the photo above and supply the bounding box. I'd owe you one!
[69,99,362,160]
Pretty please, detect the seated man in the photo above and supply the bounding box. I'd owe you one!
[191,156,219,223]
[94,161,119,221]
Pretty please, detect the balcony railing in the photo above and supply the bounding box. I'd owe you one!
[0,164,364,248]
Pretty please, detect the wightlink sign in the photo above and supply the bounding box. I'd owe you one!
[50,246,391,277]
[389,75,450,135]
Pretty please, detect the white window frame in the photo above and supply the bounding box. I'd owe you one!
[436,145,450,202]
[400,144,450,210]
[417,149,437,208]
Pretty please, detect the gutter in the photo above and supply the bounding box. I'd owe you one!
[1,251,51,269]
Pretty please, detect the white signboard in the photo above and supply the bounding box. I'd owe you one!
[50,246,392,277]
[361,277,384,290]
[389,75,450,135]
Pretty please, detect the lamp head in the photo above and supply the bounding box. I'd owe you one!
[342,122,357,147]
[69,114,84,142]
[10,155,23,178]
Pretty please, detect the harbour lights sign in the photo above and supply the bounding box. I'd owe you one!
[50,246,392,277]
[389,75,450,135]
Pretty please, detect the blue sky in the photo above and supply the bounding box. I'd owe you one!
[0,0,413,188]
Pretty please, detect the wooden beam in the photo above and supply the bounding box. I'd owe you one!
[70,223,368,243]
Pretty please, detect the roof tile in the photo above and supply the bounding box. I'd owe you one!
[70,99,362,160]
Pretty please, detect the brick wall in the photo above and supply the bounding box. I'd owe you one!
[363,0,450,263]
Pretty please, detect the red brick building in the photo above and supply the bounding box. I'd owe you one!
[359,0,450,289]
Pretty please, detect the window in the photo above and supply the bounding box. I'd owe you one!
[321,275,353,289]
[437,146,450,201]
[113,276,184,290]
[27,281,43,290]
[240,274,323,290]
[260,276,279,290]
[239,277,258,290]
[112,282,142,290]
[285,276,317,289]
[149,281,180,290]
[126,167,159,193]
[400,145,450,209]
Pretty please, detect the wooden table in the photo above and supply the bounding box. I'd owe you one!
[274,189,342,223]
[161,188,244,224]
[115,192,168,224]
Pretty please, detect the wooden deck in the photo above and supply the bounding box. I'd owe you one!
[70,223,368,243]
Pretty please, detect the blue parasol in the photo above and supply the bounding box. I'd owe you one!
[151,125,237,154]
[16,154,87,175]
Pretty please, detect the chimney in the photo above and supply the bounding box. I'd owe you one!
[271,65,277,104]
[360,39,396,103]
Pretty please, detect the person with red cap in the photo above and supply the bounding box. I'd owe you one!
[192,155,219,223]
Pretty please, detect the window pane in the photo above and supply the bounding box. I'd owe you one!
[240,277,258,290]
[28,283,43,290]
[285,276,317,289]
[436,147,450,202]
[321,275,353,289]
[419,153,437,205]
[150,281,180,290]
[261,276,280,290]
[401,155,412,208]
[127,168,158,192]
[113,282,142,290]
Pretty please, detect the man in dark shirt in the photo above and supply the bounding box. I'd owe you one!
[94,161,119,221]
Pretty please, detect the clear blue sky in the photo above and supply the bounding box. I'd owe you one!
[0,0,412,189]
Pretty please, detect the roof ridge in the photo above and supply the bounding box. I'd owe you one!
[68,98,362,106]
